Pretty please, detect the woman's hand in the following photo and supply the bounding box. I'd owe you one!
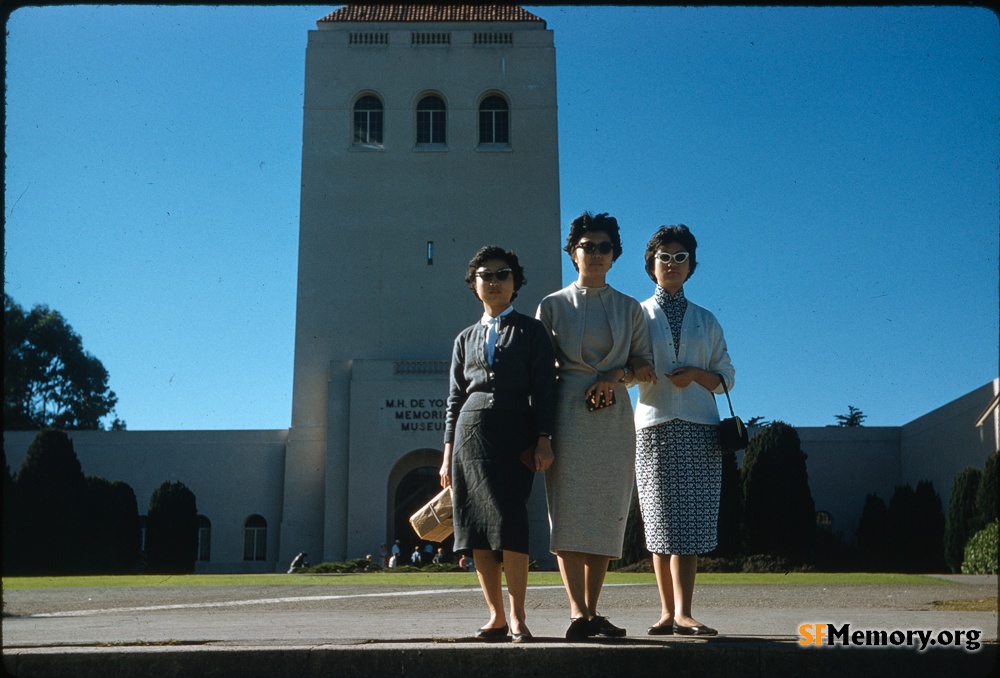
[533,436,554,472]
[631,358,658,385]
[585,371,620,406]
[665,367,720,391]
[439,442,453,488]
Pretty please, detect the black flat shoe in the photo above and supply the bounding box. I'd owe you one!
[591,615,627,638]
[565,617,593,641]
[475,624,510,641]
[647,623,674,636]
[511,628,533,643]
[674,623,717,636]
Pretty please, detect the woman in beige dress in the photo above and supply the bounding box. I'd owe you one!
[536,212,654,640]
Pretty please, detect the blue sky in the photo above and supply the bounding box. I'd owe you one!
[4,5,998,431]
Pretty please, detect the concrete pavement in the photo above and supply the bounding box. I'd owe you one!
[3,574,997,677]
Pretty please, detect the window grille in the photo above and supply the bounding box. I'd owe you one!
[474,32,512,45]
[412,32,450,45]
[350,32,388,45]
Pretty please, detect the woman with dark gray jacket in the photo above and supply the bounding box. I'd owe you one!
[440,245,557,643]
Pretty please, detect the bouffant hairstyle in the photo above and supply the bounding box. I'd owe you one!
[643,224,698,283]
[563,211,624,271]
[464,245,526,301]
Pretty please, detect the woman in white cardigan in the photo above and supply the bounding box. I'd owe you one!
[634,225,735,637]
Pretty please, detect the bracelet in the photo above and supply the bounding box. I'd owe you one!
[620,365,631,382]
[538,433,553,440]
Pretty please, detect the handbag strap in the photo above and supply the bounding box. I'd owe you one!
[718,374,737,418]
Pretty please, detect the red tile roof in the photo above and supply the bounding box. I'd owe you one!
[319,5,544,24]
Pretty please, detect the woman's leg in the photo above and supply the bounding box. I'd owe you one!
[555,550,589,619]
[473,549,507,629]
[671,554,703,628]
[651,552,675,627]
[501,550,529,634]
[582,553,611,616]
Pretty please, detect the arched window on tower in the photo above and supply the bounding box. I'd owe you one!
[243,514,267,561]
[416,95,446,146]
[353,95,384,146]
[479,95,509,146]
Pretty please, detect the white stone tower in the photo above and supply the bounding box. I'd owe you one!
[280,5,561,565]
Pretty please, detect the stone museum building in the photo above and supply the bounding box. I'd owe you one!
[4,5,998,572]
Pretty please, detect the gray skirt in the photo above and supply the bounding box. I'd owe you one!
[636,419,721,555]
[544,384,636,558]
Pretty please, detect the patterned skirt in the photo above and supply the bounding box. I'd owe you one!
[636,419,721,555]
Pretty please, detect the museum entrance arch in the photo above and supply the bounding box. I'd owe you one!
[387,448,452,558]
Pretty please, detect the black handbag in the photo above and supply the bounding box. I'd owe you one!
[717,376,749,453]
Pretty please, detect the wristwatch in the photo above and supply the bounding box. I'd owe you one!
[620,365,632,382]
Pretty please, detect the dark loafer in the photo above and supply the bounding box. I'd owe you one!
[674,623,717,636]
[511,627,533,643]
[565,617,593,641]
[647,623,674,636]
[475,624,510,641]
[591,615,627,638]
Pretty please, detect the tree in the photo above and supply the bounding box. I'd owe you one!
[14,429,88,574]
[944,467,982,573]
[4,294,123,430]
[145,481,199,574]
[711,450,742,558]
[82,477,141,574]
[975,451,999,530]
[2,447,23,574]
[745,416,769,428]
[834,405,866,427]
[856,494,890,570]
[885,481,946,573]
[740,421,816,562]
[619,491,648,567]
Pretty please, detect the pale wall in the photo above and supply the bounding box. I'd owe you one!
[3,429,287,573]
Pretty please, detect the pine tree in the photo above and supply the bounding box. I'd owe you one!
[146,481,199,574]
[944,467,982,573]
[741,422,816,562]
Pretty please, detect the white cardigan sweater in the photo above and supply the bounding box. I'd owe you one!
[634,294,736,430]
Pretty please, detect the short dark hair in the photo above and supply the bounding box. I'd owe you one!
[465,245,526,301]
[644,225,698,283]
[564,212,623,271]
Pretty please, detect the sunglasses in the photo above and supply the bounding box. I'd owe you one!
[475,268,513,282]
[655,251,690,264]
[576,241,614,255]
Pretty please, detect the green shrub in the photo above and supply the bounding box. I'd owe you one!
[741,422,815,562]
[976,451,999,529]
[961,520,998,575]
[944,468,981,573]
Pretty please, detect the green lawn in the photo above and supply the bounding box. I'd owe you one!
[1,571,948,590]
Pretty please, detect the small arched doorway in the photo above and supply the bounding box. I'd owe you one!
[388,449,453,560]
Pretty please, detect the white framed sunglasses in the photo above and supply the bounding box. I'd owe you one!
[655,251,690,264]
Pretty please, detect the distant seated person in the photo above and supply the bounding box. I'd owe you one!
[432,548,446,565]
[411,546,423,565]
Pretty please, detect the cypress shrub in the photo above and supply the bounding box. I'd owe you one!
[944,467,982,573]
[15,429,87,574]
[975,451,999,530]
[741,421,816,562]
[146,480,198,574]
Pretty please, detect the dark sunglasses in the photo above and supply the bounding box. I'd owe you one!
[475,268,513,282]
[576,241,614,255]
